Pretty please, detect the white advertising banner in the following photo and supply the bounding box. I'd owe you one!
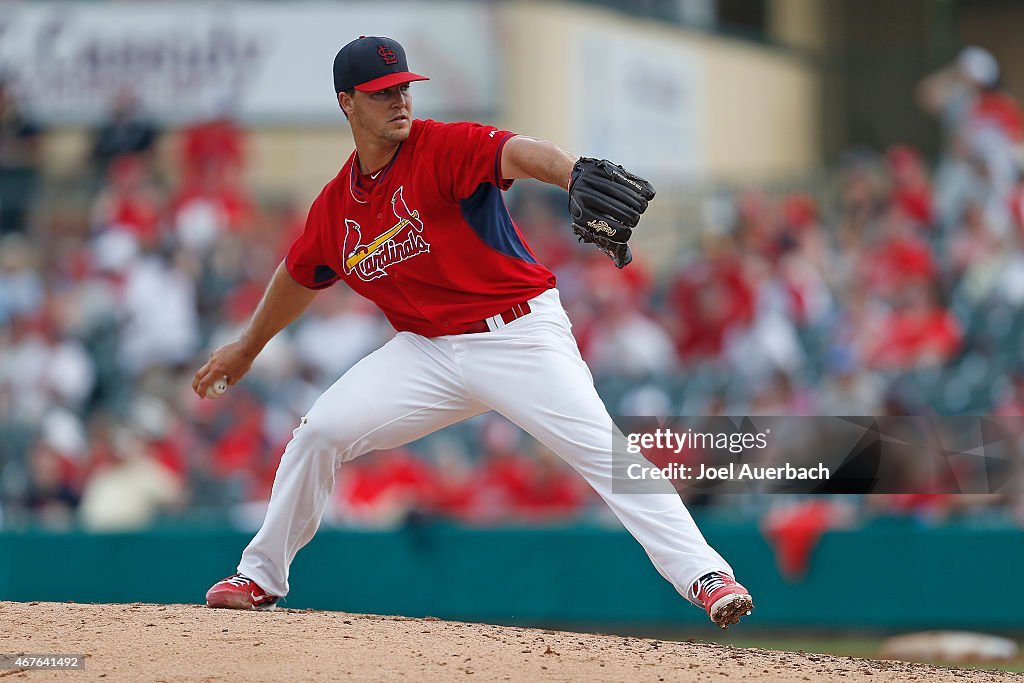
[0,1,499,124]
[570,27,706,179]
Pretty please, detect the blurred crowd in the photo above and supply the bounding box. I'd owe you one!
[2,45,1024,531]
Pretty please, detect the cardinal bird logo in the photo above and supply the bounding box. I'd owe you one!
[343,187,430,281]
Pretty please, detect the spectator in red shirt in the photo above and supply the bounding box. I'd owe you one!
[90,154,164,245]
[886,145,934,228]
[210,399,266,479]
[867,284,962,370]
[335,448,440,527]
[579,262,677,378]
[973,88,1024,144]
[464,419,537,523]
[668,238,756,361]
[859,205,937,298]
[515,446,588,522]
[734,189,778,258]
[180,95,246,185]
[172,163,255,250]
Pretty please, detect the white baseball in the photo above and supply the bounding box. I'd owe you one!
[205,376,229,399]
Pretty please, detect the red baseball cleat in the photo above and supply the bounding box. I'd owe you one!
[206,573,280,611]
[692,572,753,629]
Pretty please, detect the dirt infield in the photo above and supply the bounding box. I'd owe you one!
[0,602,1019,682]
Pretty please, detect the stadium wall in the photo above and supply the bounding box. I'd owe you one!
[1,518,1018,630]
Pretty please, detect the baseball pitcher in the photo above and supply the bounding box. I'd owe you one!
[195,36,753,628]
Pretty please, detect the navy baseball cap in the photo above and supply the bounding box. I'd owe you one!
[333,36,429,94]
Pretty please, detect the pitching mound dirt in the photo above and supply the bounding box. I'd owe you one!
[0,602,1019,682]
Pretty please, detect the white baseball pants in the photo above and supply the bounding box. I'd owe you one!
[238,288,732,603]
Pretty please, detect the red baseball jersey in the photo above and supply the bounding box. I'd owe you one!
[287,119,556,336]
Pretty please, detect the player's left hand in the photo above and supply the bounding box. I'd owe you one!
[567,157,656,268]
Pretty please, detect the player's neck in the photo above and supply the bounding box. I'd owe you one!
[354,140,401,176]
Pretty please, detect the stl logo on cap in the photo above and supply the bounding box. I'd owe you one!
[377,45,398,65]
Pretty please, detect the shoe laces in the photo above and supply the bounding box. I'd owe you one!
[225,574,253,588]
[695,572,729,600]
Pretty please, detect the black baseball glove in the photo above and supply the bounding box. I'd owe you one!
[567,157,656,268]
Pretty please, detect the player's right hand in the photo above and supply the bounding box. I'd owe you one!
[192,340,258,399]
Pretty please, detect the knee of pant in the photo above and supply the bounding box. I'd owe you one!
[290,415,341,451]
[289,413,363,462]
